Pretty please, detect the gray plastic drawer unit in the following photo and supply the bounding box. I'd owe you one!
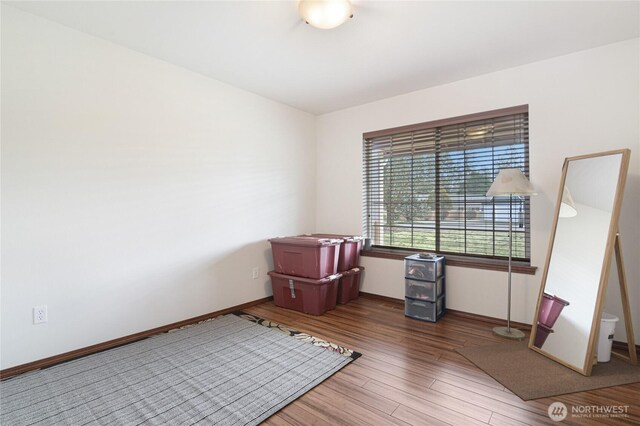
[404,253,446,323]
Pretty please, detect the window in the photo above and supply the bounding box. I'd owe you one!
[362,105,531,262]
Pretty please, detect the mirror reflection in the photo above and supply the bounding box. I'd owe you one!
[532,153,623,372]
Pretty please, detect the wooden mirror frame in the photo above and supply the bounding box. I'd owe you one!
[529,148,632,376]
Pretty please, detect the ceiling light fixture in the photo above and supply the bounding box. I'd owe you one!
[299,0,353,30]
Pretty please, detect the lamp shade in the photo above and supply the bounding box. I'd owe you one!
[299,0,353,29]
[559,186,578,217]
[486,169,537,196]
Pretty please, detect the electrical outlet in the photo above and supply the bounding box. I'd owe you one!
[252,267,259,279]
[33,305,48,324]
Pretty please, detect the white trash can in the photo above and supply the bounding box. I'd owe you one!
[597,313,619,363]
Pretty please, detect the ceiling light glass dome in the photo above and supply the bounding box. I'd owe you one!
[299,0,353,29]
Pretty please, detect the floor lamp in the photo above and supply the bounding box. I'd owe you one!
[486,169,536,340]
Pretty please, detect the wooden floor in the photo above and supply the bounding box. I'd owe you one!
[245,295,640,426]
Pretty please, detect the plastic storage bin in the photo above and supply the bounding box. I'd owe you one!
[337,266,364,304]
[268,271,340,315]
[269,236,341,279]
[533,323,554,348]
[597,312,619,363]
[404,254,445,281]
[538,293,570,328]
[405,295,445,322]
[304,234,364,271]
[405,277,444,302]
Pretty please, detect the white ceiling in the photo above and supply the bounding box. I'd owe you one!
[7,1,640,115]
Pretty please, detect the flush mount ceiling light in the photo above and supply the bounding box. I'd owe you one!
[299,0,353,29]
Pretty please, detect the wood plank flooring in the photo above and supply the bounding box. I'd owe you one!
[245,296,640,426]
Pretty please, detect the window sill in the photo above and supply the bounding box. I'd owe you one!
[361,249,537,275]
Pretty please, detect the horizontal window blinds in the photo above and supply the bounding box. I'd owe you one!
[363,109,530,261]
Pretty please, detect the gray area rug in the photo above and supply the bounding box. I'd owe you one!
[1,313,359,425]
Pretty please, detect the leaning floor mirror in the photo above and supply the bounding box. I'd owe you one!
[529,149,634,376]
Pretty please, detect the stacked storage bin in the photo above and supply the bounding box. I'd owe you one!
[404,254,446,322]
[268,236,343,315]
[307,234,365,304]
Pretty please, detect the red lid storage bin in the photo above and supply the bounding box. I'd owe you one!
[305,234,364,271]
[269,236,341,279]
[337,266,364,304]
[268,271,340,315]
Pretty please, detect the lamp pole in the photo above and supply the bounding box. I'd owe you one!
[493,193,524,339]
[507,194,513,333]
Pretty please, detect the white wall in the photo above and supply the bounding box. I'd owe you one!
[316,39,640,342]
[1,6,316,369]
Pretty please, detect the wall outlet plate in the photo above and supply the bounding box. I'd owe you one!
[33,305,48,324]
[252,267,259,279]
